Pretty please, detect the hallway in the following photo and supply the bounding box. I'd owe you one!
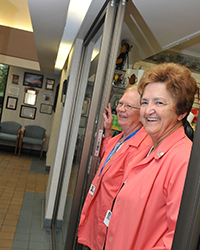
[0,148,50,250]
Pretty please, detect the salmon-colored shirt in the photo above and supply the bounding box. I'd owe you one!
[105,126,192,250]
[77,127,152,250]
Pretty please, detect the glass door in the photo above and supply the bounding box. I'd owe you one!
[62,1,128,250]
[52,0,200,249]
[50,1,118,250]
[56,42,103,250]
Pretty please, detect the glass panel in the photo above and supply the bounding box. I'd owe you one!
[55,38,102,250]
[59,2,127,248]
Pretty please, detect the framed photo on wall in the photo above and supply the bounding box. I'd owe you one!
[12,74,19,84]
[20,105,37,119]
[80,116,87,128]
[6,96,18,110]
[45,78,55,90]
[43,93,53,102]
[40,103,53,115]
[23,88,38,106]
[23,72,43,88]
[81,98,90,116]
[8,87,19,96]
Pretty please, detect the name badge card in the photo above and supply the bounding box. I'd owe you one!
[103,210,112,227]
[89,184,96,196]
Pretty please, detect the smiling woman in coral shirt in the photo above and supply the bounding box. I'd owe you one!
[77,86,152,250]
[104,63,197,250]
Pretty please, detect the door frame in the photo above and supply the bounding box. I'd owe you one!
[63,1,128,249]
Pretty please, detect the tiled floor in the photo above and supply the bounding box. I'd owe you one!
[0,148,50,250]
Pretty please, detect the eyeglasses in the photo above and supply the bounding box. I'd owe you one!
[115,100,140,110]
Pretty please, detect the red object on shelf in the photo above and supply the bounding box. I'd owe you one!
[191,109,199,122]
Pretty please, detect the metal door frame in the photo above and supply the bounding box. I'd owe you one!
[63,1,128,249]
[63,1,116,250]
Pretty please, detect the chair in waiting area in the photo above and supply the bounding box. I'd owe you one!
[0,121,22,155]
[18,125,46,159]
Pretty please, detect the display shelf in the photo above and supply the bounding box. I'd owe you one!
[112,82,126,90]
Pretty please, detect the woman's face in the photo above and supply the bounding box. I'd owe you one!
[116,89,141,134]
[140,82,185,147]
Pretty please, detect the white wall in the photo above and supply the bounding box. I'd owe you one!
[2,66,60,151]
[45,67,69,215]
[44,39,84,224]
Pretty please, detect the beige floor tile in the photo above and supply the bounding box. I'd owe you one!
[0,213,6,220]
[0,231,15,240]
[5,214,19,221]
[12,193,24,198]
[7,208,21,215]
[3,219,18,226]
[26,188,36,193]
[0,151,49,248]
[0,218,4,227]
[1,225,16,233]
[0,200,10,206]
[1,192,13,198]
[0,239,13,247]
[9,201,22,207]
[0,203,9,209]
[0,182,8,187]
[0,208,8,214]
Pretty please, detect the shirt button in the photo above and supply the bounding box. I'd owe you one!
[157,151,164,157]
[109,236,112,242]
[135,169,139,173]
[117,199,120,205]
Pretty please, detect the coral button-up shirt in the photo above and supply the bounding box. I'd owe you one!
[105,126,192,250]
[77,126,152,250]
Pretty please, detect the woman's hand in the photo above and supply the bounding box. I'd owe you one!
[103,103,113,137]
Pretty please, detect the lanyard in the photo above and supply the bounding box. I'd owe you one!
[99,129,140,176]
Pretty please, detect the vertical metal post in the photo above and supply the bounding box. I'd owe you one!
[64,2,117,250]
[88,0,127,187]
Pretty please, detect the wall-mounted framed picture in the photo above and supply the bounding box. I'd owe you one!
[20,105,37,119]
[81,98,90,116]
[6,96,18,110]
[80,116,87,128]
[8,87,19,96]
[23,72,43,88]
[40,103,53,115]
[12,74,19,84]
[23,88,38,106]
[45,78,55,90]
[43,93,53,102]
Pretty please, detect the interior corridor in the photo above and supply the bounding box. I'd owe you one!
[0,148,50,250]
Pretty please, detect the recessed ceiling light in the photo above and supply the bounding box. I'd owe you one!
[55,0,92,71]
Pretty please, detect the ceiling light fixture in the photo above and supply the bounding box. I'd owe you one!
[55,0,92,71]
[0,0,33,32]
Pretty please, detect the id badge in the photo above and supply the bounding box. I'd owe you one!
[89,184,96,196]
[103,210,112,227]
